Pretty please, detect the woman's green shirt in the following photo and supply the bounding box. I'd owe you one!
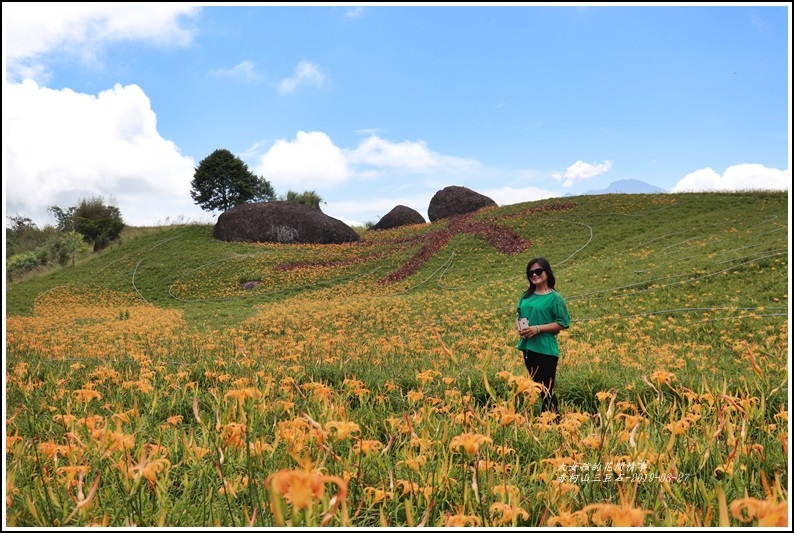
[516,290,570,357]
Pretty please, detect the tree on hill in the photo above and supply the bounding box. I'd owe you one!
[6,203,102,279]
[72,196,125,251]
[191,149,276,213]
[281,189,325,212]
[6,215,47,256]
[48,205,76,232]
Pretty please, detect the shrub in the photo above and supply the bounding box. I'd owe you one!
[73,196,125,251]
[6,250,47,279]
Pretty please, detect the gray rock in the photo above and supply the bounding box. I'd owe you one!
[427,185,498,222]
[213,201,360,244]
[369,205,426,231]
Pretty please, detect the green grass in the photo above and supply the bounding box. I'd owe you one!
[8,191,787,318]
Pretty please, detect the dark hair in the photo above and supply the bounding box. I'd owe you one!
[525,257,556,295]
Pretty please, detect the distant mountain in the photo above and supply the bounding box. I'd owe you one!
[586,179,666,195]
[564,179,667,197]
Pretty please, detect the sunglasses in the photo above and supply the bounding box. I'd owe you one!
[529,268,545,277]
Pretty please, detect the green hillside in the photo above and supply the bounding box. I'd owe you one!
[7,191,787,326]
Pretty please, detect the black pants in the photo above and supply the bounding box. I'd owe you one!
[522,350,559,413]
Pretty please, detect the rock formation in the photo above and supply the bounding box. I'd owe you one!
[213,201,360,244]
[427,185,498,222]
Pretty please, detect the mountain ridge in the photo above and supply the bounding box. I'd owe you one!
[565,179,667,197]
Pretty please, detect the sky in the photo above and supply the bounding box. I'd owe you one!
[2,3,791,229]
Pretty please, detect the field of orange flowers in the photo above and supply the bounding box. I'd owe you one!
[5,192,789,526]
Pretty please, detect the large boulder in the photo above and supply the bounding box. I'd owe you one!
[427,185,498,222]
[213,201,360,244]
[369,205,426,231]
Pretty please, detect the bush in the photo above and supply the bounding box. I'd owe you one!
[6,250,47,279]
[43,231,92,266]
[5,215,52,257]
[73,196,125,251]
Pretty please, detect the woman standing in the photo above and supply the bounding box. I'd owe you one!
[516,257,570,413]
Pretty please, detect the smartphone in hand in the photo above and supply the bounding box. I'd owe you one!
[517,317,530,330]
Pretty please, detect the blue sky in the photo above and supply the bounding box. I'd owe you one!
[3,3,791,228]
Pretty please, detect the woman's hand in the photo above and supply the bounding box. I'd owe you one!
[518,325,540,339]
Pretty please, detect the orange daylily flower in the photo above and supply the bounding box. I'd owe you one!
[397,454,427,471]
[649,370,676,387]
[248,440,273,457]
[38,441,70,462]
[491,404,524,427]
[266,468,348,526]
[225,387,262,403]
[128,457,171,485]
[582,503,649,526]
[56,465,91,487]
[730,496,788,526]
[110,406,139,425]
[363,486,393,503]
[493,484,521,501]
[6,435,23,453]
[267,469,329,510]
[325,421,361,441]
[508,375,544,397]
[445,513,481,527]
[354,439,384,455]
[92,428,135,455]
[72,389,103,404]
[7,478,19,508]
[490,502,529,525]
[580,434,603,449]
[547,509,588,526]
[162,415,183,427]
[187,444,211,460]
[217,422,247,448]
[449,432,492,455]
[406,390,425,404]
[416,369,441,385]
[53,414,78,427]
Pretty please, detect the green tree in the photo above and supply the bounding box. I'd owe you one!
[280,189,324,212]
[191,149,276,212]
[43,231,92,266]
[5,215,49,257]
[48,205,76,232]
[73,196,125,251]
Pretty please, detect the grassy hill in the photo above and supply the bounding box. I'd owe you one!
[8,191,788,323]
[5,191,789,527]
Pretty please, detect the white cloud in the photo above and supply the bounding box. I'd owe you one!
[3,3,200,83]
[750,14,771,34]
[345,7,365,19]
[482,186,560,208]
[4,80,208,228]
[670,164,789,193]
[256,132,483,191]
[257,131,350,190]
[552,160,613,187]
[346,134,481,173]
[208,60,261,83]
[278,60,325,94]
[325,193,434,228]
